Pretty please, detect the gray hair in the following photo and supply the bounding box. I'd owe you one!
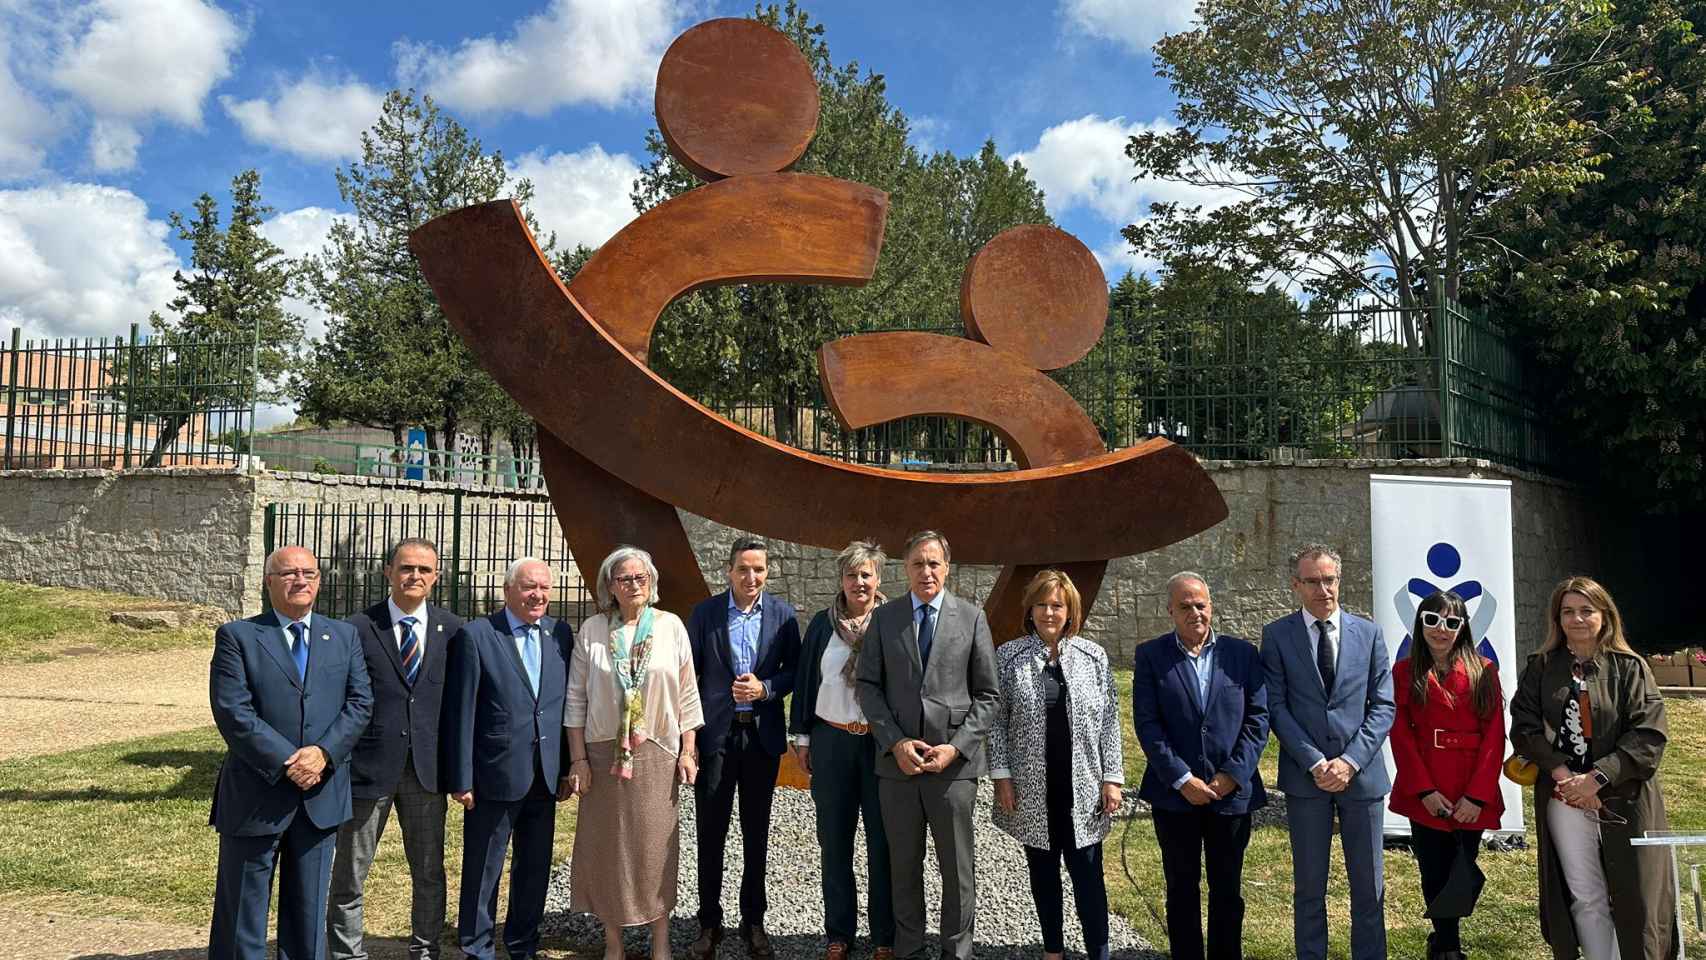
[1166,571,1210,599]
[596,545,661,613]
[264,545,315,574]
[385,537,439,567]
[903,529,951,564]
[1290,542,1342,573]
[836,540,887,577]
[504,556,551,588]
[727,536,769,567]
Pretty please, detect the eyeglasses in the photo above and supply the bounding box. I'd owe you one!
[615,574,650,588]
[1296,576,1340,589]
[1420,612,1466,631]
[269,568,321,582]
[1583,804,1628,827]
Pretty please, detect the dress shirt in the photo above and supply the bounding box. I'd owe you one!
[387,597,428,657]
[1299,607,1358,772]
[728,593,763,711]
[1171,630,1218,790]
[812,633,866,727]
[274,610,314,649]
[910,591,944,625]
[503,608,541,686]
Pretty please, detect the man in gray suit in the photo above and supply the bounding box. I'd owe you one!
[856,530,999,960]
[1260,543,1395,960]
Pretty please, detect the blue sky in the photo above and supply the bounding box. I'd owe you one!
[0,0,1223,365]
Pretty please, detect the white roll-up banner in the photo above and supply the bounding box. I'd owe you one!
[1369,474,1524,836]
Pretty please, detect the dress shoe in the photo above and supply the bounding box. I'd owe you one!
[872,948,895,960]
[824,942,849,960]
[740,922,775,958]
[689,925,724,960]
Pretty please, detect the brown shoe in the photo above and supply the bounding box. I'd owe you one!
[872,948,895,960]
[741,922,774,959]
[824,943,850,960]
[689,926,724,960]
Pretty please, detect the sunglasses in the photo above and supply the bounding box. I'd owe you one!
[1420,611,1466,631]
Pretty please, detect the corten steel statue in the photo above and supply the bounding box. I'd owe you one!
[409,17,1228,641]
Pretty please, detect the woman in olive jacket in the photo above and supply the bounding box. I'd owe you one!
[1510,576,1675,960]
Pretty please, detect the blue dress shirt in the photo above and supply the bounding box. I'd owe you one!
[728,593,763,711]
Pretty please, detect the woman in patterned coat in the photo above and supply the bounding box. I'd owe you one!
[988,569,1124,960]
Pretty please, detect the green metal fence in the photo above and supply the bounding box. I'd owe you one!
[1,323,257,470]
[263,496,596,623]
[252,434,544,488]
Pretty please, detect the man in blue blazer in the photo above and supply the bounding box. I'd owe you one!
[687,537,801,960]
[1261,543,1395,960]
[442,557,573,960]
[209,545,373,960]
[1132,572,1269,960]
[328,537,465,960]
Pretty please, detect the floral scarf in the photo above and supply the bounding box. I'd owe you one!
[609,606,656,780]
[1556,658,1595,774]
[834,590,885,683]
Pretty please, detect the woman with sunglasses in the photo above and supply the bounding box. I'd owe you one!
[1511,577,1674,960]
[1388,591,1504,960]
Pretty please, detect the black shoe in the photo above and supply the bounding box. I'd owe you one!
[740,922,774,959]
[690,926,724,960]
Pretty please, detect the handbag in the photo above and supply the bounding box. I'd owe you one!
[1504,753,1539,786]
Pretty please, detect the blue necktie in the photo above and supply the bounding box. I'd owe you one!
[398,616,420,685]
[917,603,935,669]
[289,621,308,681]
[522,625,541,697]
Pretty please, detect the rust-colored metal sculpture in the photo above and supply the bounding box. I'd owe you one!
[408,16,1229,635]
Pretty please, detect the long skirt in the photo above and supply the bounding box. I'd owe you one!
[570,738,682,925]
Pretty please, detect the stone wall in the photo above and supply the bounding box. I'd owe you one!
[0,458,1600,659]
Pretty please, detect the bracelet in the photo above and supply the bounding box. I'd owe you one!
[571,756,587,764]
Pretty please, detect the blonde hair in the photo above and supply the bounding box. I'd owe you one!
[1538,575,1636,660]
[1021,569,1083,639]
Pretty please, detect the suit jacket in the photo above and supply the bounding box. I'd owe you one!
[1260,610,1395,801]
[345,600,464,797]
[855,590,999,780]
[1132,631,1269,815]
[688,590,801,757]
[441,610,572,803]
[208,612,373,837]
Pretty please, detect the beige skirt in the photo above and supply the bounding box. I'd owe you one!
[571,738,681,925]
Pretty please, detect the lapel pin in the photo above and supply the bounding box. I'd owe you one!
[437,624,444,632]
[320,634,329,641]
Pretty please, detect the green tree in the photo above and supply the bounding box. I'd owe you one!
[1124,0,1610,348]
[130,169,301,466]
[1487,0,1706,508]
[294,89,548,476]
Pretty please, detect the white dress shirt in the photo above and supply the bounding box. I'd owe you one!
[1299,606,1357,772]
[387,597,429,658]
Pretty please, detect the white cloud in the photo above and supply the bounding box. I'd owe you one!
[258,206,353,340]
[220,74,386,161]
[395,0,681,115]
[1092,235,1158,281]
[508,144,640,252]
[0,183,180,340]
[1013,113,1237,225]
[88,118,140,171]
[1060,0,1196,55]
[0,36,58,180]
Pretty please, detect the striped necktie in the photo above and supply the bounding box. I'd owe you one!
[398,616,420,685]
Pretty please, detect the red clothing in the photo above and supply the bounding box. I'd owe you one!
[1389,657,1506,831]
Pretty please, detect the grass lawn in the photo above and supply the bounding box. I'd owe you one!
[0,725,577,942]
[1105,668,1706,959]
[0,580,216,663]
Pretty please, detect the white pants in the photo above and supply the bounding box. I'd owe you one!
[1547,798,1622,960]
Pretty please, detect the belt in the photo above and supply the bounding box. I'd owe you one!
[822,718,870,735]
[1432,729,1480,750]
[734,711,756,724]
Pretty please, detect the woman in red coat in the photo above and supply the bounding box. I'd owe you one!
[1390,590,1505,960]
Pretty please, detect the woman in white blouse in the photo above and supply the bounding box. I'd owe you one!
[789,541,895,960]
[565,545,704,960]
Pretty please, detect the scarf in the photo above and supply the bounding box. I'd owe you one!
[834,590,886,684]
[1557,658,1595,774]
[609,606,656,780]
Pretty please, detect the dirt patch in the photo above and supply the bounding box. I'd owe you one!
[0,647,213,761]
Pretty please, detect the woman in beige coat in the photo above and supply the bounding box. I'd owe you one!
[1510,576,1675,960]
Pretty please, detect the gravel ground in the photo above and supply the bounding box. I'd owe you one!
[541,782,1162,960]
[0,646,213,760]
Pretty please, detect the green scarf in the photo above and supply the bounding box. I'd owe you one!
[609,606,657,780]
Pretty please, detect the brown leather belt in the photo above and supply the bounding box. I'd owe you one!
[1432,729,1480,750]
[823,718,870,735]
[734,712,756,724]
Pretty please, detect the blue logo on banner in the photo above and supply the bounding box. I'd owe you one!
[1393,541,1499,666]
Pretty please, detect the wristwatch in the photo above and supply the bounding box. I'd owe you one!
[1592,769,1611,787]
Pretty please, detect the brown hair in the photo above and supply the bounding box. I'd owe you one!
[1021,569,1083,639]
[1538,575,1636,660]
[1408,591,1498,717]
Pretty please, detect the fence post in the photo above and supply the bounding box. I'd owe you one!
[122,323,139,469]
[450,489,464,612]
[1435,285,1455,458]
[3,328,18,469]
[261,502,277,615]
[247,316,260,469]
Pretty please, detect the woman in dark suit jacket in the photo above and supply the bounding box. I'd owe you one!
[1131,571,1268,960]
[1388,590,1504,960]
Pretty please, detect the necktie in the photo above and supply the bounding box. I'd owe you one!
[398,616,420,685]
[522,624,541,697]
[289,621,308,681]
[1315,619,1335,693]
[917,603,935,669]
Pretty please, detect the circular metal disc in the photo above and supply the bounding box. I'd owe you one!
[655,19,819,182]
[960,224,1107,371]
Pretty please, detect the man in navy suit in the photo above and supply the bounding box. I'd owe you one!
[1261,543,1395,960]
[1132,572,1269,960]
[209,545,374,960]
[328,537,465,960]
[442,557,573,960]
[687,537,801,960]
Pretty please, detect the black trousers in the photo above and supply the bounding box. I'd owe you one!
[1022,840,1109,959]
[695,720,781,929]
[457,763,556,960]
[1152,807,1253,960]
[1408,820,1483,953]
[810,722,894,947]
